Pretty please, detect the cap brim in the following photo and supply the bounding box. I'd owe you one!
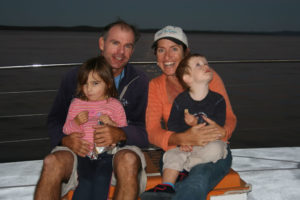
[152,37,187,49]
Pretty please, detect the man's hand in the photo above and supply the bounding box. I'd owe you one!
[93,125,126,147]
[61,132,91,157]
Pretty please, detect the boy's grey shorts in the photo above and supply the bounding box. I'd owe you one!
[51,145,147,197]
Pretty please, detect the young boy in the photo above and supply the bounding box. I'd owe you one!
[147,53,228,194]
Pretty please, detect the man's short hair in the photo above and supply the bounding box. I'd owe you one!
[101,19,140,44]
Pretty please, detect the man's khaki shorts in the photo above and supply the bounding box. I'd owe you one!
[51,145,147,197]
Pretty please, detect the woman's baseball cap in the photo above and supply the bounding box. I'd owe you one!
[152,25,188,48]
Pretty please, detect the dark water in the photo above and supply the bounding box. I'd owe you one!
[1,30,300,66]
[0,30,300,162]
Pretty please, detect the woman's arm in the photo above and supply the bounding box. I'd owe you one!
[146,79,175,151]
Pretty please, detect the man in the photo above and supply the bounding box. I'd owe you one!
[34,20,149,200]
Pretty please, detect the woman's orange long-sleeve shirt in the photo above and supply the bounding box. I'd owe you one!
[146,71,237,151]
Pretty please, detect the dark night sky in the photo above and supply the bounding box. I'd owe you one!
[1,0,300,32]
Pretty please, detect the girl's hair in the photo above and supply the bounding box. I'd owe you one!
[176,53,206,90]
[76,56,118,100]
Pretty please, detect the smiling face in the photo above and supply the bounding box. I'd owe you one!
[156,39,186,76]
[83,71,107,102]
[99,25,135,76]
[184,56,213,86]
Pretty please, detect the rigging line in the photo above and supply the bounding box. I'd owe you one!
[232,155,300,164]
[0,137,50,144]
[0,113,47,118]
[0,184,37,190]
[237,126,300,131]
[1,59,300,69]
[0,90,57,95]
[236,167,300,173]
[209,59,300,64]
[0,63,81,69]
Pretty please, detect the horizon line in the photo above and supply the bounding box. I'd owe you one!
[1,25,300,35]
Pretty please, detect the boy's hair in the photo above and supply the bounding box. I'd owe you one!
[101,19,140,44]
[76,56,118,100]
[176,53,206,90]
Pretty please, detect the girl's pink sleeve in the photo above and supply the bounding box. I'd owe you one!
[63,100,83,135]
[146,80,175,151]
[209,70,237,141]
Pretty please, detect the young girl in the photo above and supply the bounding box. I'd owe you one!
[63,55,127,159]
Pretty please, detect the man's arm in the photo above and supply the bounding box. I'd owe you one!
[47,67,91,156]
[121,125,148,148]
[47,79,72,148]
[47,67,78,147]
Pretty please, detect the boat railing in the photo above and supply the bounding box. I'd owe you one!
[1,58,299,119]
[0,59,299,157]
[1,58,300,120]
[1,59,300,70]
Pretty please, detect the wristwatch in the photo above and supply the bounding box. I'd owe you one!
[117,139,126,147]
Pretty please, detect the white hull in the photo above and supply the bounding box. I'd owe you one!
[1,147,299,200]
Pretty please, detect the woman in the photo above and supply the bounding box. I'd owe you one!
[143,26,237,200]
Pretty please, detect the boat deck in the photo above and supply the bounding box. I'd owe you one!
[1,147,299,200]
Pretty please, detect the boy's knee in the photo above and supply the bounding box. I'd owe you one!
[206,141,227,162]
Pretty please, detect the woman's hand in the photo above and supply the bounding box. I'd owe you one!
[184,117,225,146]
[180,145,193,152]
[169,117,225,147]
[202,116,226,139]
